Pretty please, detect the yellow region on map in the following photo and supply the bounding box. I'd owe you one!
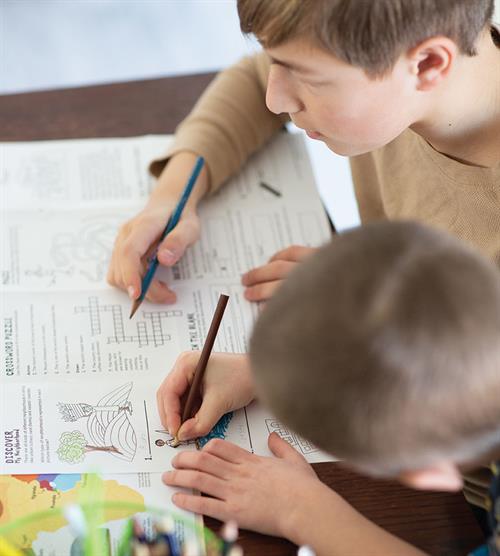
[0,474,144,550]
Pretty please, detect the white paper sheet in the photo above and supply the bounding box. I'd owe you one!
[1,133,335,474]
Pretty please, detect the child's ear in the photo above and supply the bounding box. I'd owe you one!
[407,37,458,91]
[399,461,463,491]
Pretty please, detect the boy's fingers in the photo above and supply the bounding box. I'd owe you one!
[268,432,307,464]
[156,388,168,430]
[156,360,194,434]
[144,280,177,304]
[203,438,251,463]
[157,216,200,267]
[163,469,227,499]
[118,250,143,299]
[169,491,229,522]
[177,396,225,440]
[241,260,295,287]
[244,280,282,302]
[172,449,233,479]
[269,245,313,263]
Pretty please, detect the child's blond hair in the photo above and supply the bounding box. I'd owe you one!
[238,0,494,76]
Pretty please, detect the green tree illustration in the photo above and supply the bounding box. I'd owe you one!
[57,431,121,464]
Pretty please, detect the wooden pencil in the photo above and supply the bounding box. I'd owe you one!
[172,293,229,447]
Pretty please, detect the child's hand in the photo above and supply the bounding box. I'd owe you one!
[162,432,320,538]
[241,245,317,302]
[156,352,255,440]
[164,433,428,555]
[107,204,200,303]
[107,152,208,304]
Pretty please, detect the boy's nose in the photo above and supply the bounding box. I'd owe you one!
[265,65,302,116]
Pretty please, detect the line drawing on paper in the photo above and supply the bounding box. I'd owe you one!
[49,213,123,283]
[57,382,137,463]
[265,419,319,455]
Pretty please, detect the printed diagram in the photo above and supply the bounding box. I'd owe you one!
[265,419,319,455]
[16,213,124,287]
[57,383,136,463]
[48,213,123,283]
[74,296,182,347]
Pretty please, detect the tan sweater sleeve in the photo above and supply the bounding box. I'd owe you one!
[149,52,287,193]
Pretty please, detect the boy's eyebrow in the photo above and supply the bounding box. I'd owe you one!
[268,55,317,76]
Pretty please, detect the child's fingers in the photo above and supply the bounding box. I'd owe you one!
[268,244,314,263]
[244,280,282,302]
[177,394,226,440]
[203,438,252,464]
[268,432,309,466]
[144,279,177,304]
[171,449,233,479]
[163,469,228,500]
[169,491,229,523]
[157,214,200,267]
[119,249,145,300]
[156,353,197,434]
[241,260,295,287]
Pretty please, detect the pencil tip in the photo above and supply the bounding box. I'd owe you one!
[171,436,180,448]
[129,299,141,319]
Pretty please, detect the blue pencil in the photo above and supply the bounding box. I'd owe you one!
[129,156,205,319]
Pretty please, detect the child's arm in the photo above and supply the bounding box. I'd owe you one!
[107,151,208,303]
[156,352,255,440]
[163,433,427,556]
[109,53,286,302]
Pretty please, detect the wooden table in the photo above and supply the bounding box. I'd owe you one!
[0,75,485,556]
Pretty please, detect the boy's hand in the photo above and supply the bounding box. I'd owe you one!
[156,352,255,441]
[241,245,317,302]
[107,151,208,304]
[107,203,200,303]
[162,432,320,538]
[164,435,429,555]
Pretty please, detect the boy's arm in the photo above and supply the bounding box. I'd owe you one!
[163,433,427,556]
[108,53,285,301]
[150,51,287,194]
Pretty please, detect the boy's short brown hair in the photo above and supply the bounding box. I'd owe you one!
[238,0,494,75]
[249,222,500,474]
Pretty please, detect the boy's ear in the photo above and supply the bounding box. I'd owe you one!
[399,461,463,491]
[407,37,458,91]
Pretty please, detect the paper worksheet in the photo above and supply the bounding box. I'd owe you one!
[1,133,335,474]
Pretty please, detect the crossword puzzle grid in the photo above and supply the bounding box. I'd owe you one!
[75,296,182,347]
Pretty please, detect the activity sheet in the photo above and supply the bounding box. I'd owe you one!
[1,133,335,475]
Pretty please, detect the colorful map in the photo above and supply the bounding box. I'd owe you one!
[0,473,144,551]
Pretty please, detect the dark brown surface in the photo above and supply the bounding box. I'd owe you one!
[0,75,485,555]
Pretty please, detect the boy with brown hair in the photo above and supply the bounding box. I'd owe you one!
[108,0,500,303]
[159,221,500,555]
